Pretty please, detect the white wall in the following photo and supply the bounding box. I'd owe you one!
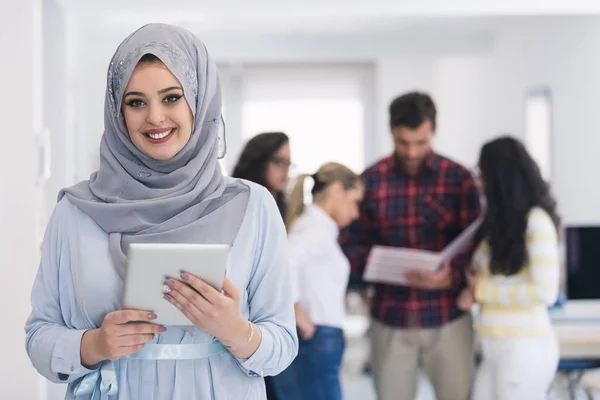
[219,65,245,173]
[0,0,44,398]
[479,24,526,140]
[432,30,527,167]
[484,17,600,225]
[525,17,600,225]
[433,56,490,167]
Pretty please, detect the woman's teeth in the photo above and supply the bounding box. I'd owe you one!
[147,129,173,139]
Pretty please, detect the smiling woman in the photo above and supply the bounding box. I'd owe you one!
[24,23,297,400]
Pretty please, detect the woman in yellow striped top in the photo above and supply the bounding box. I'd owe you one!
[458,136,561,400]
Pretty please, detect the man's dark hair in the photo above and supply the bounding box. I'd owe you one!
[389,91,437,131]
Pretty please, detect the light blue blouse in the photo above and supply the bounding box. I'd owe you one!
[25,181,298,400]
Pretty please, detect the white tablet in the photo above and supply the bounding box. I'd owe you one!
[122,243,229,326]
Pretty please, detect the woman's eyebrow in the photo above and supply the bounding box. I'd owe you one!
[158,86,183,94]
[124,90,144,98]
[124,86,183,98]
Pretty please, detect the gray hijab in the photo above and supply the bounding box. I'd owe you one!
[59,23,249,278]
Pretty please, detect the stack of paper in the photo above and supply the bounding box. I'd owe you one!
[363,217,483,286]
[363,246,441,285]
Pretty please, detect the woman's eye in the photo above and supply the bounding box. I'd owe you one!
[164,95,182,104]
[126,99,145,108]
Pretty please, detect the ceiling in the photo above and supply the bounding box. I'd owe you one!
[61,0,600,16]
[58,0,600,36]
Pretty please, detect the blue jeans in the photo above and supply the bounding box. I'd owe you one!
[271,326,345,400]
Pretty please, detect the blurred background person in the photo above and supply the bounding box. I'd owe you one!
[271,162,363,400]
[232,132,292,218]
[232,131,291,399]
[458,136,561,400]
[340,91,482,400]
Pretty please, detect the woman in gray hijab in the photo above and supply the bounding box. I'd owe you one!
[25,23,298,400]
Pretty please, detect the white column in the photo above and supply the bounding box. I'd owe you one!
[0,0,44,398]
[44,0,71,211]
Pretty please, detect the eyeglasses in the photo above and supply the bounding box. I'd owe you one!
[270,156,296,170]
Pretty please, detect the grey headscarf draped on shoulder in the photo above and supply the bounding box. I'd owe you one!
[59,23,249,278]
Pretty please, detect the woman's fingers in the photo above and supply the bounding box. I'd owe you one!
[105,309,158,325]
[119,322,166,337]
[119,333,156,347]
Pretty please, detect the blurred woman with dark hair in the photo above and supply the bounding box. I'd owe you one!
[232,132,291,218]
[232,131,292,400]
[459,136,561,400]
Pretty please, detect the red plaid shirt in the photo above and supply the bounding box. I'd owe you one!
[340,152,482,328]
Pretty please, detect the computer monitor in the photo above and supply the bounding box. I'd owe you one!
[565,226,600,300]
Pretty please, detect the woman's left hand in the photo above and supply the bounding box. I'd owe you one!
[457,288,475,312]
[465,266,481,291]
[163,273,249,349]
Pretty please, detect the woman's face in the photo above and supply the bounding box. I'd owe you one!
[264,142,291,194]
[122,61,193,161]
[329,182,364,229]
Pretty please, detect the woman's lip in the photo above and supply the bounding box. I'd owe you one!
[145,128,176,144]
[145,127,175,134]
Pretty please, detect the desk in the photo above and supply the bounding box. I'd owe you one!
[550,300,600,399]
[555,325,600,359]
[550,300,600,323]
[551,300,600,359]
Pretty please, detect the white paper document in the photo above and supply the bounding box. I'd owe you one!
[363,217,483,286]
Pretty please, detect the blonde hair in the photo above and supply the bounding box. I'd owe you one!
[285,162,361,230]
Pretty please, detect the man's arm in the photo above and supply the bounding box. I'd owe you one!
[449,173,483,294]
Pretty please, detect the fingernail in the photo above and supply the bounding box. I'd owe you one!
[148,312,158,320]
[159,326,167,332]
[163,294,171,301]
[165,278,175,288]
[163,284,171,294]
[181,272,190,281]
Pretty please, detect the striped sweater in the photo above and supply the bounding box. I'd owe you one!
[473,207,560,337]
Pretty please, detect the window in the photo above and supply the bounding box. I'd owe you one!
[524,88,552,181]
[241,66,370,176]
